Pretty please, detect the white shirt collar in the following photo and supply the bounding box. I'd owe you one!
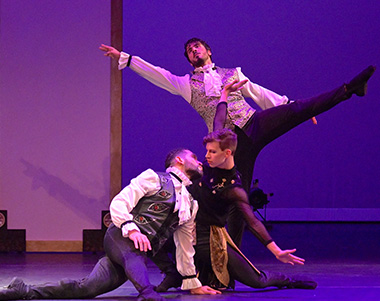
[193,63,222,97]
[165,166,192,187]
[165,166,193,225]
[193,63,216,73]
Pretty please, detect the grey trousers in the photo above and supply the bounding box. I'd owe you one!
[23,224,155,299]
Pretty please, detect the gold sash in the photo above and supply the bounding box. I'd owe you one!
[210,225,261,287]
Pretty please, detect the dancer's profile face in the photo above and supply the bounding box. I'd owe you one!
[205,142,229,169]
[181,150,203,180]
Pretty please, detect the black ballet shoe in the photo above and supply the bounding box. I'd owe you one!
[154,272,182,292]
[346,65,376,97]
[286,276,318,289]
[0,277,30,300]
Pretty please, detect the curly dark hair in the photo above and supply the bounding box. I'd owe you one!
[164,148,189,169]
[184,37,212,63]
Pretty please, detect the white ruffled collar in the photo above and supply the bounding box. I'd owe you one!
[165,166,192,186]
[165,166,193,225]
[193,63,216,73]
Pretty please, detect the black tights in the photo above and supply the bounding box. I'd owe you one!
[195,242,289,289]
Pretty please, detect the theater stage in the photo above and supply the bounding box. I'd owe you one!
[0,252,379,301]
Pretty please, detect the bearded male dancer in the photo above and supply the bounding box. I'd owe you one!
[0,149,220,301]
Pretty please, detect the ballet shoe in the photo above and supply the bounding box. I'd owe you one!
[154,271,182,292]
[286,276,318,289]
[346,65,376,97]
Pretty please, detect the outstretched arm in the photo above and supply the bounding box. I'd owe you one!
[227,187,305,266]
[99,44,191,101]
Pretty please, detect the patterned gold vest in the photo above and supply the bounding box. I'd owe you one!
[189,67,254,132]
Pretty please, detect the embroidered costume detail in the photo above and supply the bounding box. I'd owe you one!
[147,202,171,213]
[190,67,254,133]
[133,215,156,225]
[157,190,172,198]
[129,173,179,255]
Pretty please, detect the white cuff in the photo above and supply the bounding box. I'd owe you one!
[181,277,202,290]
[118,52,130,70]
[121,222,140,237]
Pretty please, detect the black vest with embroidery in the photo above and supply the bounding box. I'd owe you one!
[130,172,179,256]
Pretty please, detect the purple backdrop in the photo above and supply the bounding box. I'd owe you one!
[122,1,380,221]
[1,0,110,241]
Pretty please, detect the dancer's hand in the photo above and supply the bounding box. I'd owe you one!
[275,249,305,266]
[190,285,222,295]
[220,79,248,102]
[267,241,305,265]
[128,230,152,252]
[99,44,121,60]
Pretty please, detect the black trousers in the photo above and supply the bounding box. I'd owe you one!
[229,84,348,246]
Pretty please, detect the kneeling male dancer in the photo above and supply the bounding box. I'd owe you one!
[0,148,220,301]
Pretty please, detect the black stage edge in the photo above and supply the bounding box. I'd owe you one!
[82,210,111,252]
[0,210,26,252]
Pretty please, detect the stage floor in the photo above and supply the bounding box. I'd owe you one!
[0,252,379,301]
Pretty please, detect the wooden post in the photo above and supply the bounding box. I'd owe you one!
[110,0,123,200]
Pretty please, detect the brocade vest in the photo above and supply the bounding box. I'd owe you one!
[189,67,255,133]
[130,172,180,256]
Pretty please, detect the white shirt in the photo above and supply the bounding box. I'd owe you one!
[119,52,289,115]
[110,167,201,290]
